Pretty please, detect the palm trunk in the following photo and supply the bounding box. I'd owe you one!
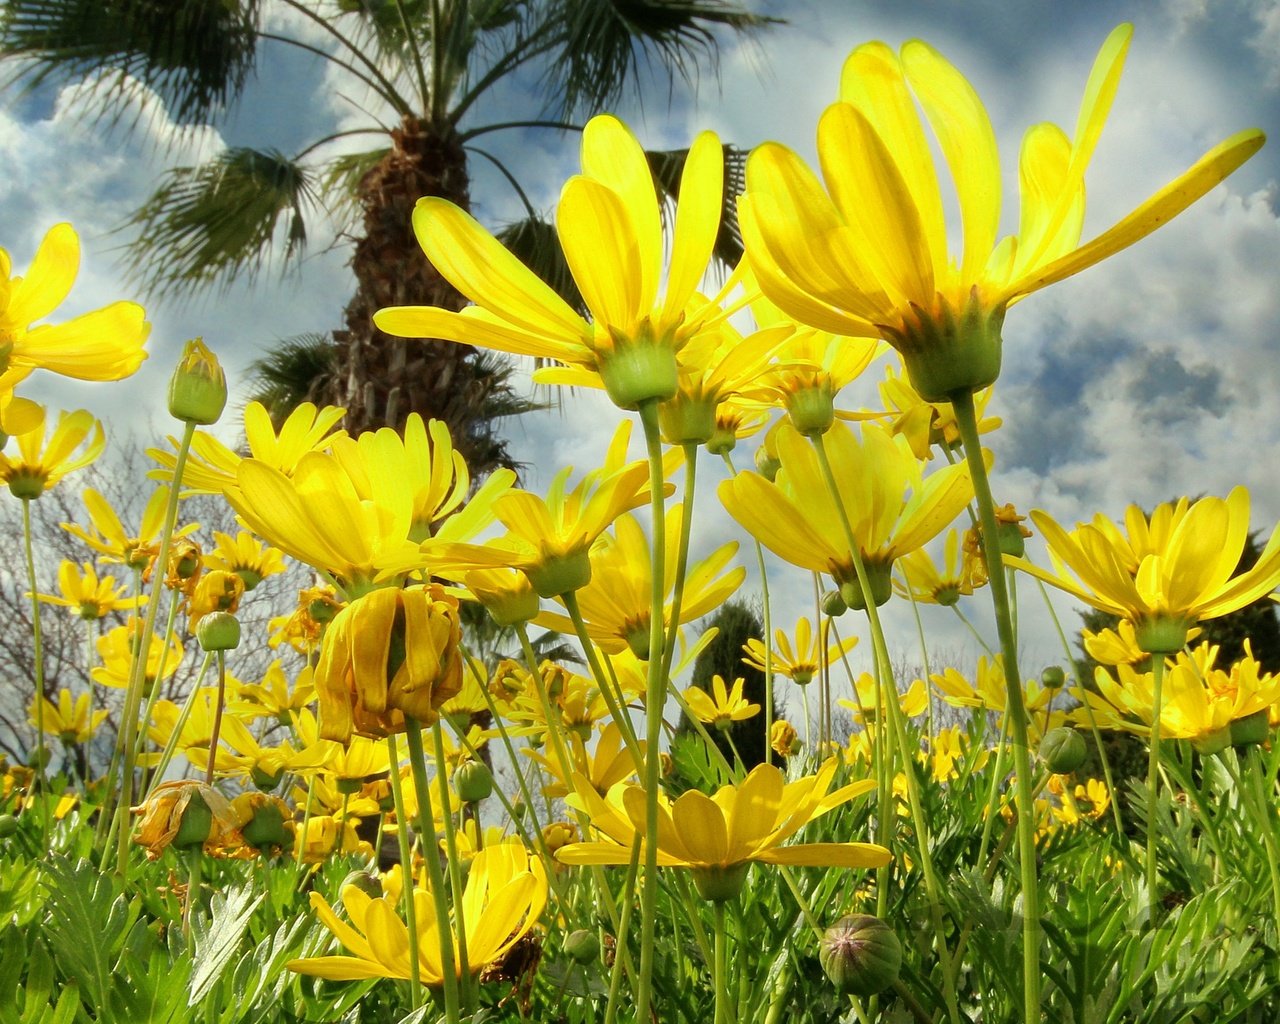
[330,115,481,446]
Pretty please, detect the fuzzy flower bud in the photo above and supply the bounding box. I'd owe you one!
[819,914,903,997]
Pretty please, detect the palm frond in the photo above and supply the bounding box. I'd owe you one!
[121,146,317,299]
[1,0,260,126]
[539,0,779,116]
[647,142,746,269]
[241,333,339,429]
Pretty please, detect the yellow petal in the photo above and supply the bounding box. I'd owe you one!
[901,39,1001,283]
[375,304,570,360]
[5,223,78,327]
[755,841,892,868]
[671,790,731,866]
[1006,129,1266,302]
[557,176,643,331]
[662,130,723,322]
[15,303,150,379]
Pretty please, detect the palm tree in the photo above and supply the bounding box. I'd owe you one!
[1,0,774,472]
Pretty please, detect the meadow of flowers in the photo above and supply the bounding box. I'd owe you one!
[2,22,1279,1024]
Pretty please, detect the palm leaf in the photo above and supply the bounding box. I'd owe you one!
[1,0,260,126]
[121,146,317,298]
[319,145,390,235]
[540,0,780,116]
[242,333,339,428]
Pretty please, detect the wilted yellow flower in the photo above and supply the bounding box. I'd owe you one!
[268,585,344,654]
[132,780,238,859]
[0,223,149,432]
[186,569,245,628]
[314,584,464,742]
[770,719,801,758]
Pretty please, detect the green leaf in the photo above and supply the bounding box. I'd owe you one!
[188,882,264,1005]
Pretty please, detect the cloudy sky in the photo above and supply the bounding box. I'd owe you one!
[4,0,1279,696]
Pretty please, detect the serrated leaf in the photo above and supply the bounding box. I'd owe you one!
[188,883,264,1005]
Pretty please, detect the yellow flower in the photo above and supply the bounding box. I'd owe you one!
[719,422,975,607]
[294,814,370,864]
[893,529,981,606]
[742,616,859,687]
[376,115,727,409]
[770,719,800,758]
[149,400,347,494]
[1008,488,1280,653]
[294,709,391,785]
[842,367,1000,461]
[35,560,146,619]
[186,569,245,628]
[534,505,743,657]
[740,26,1264,399]
[1074,642,1280,753]
[29,688,107,743]
[839,675,929,725]
[314,584,464,742]
[0,408,104,499]
[932,656,1064,740]
[91,620,185,692]
[524,721,644,799]
[557,759,889,901]
[684,674,760,731]
[287,843,548,984]
[61,485,196,570]
[229,662,317,725]
[189,714,331,788]
[268,585,344,654]
[0,223,149,432]
[203,531,287,591]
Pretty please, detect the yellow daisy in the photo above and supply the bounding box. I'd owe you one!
[35,559,146,619]
[719,421,975,607]
[29,688,108,744]
[61,485,196,570]
[375,115,727,409]
[557,759,889,900]
[203,530,287,591]
[0,407,104,498]
[683,674,760,731]
[0,223,149,432]
[287,843,548,985]
[742,616,859,687]
[1008,489,1280,653]
[740,26,1264,400]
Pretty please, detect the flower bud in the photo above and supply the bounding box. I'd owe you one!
[564,929,601,964]
[819,914,902,997]
[1040,665,1067,689]
[1040,727,1087,774]
[771,719,801,758]
[197,611,241,651]
[132,780,236,858]
[341,870,383,900]
[168,338,227,425]
[820,589,848,617]
[454,761,493,803]
[234,793,294,853]
[0,814,18,838]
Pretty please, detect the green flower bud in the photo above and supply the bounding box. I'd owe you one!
[820,589,848,617]
[819,914,902,997]
[197,611,241,651]
[1040,665,1067,689]
[0,814,18,838]
[168,338,227,425]
[1040,727,1087,774]
[241,799,293,852]
[341,870,383,900]
[564,929,601,964]
[454,761,493,804]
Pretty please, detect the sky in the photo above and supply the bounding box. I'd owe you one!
[3,0,1279,705]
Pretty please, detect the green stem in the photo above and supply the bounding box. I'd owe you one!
[951,387,1041,1020]
[603,839,643,1024]
[21,498,49,848]
[385,735,422,1007]
[113,421,197,879]
[1145,651,1166,921]
[1034,577,1125,838]
[404,719,461,1022]
[429,721,472,1009]
[635,399,669,1024]
[657,443,699,684]
[144,653,212,799]
[202,652,227,785]
[712,902,730,1024]
[136,589,183,793]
